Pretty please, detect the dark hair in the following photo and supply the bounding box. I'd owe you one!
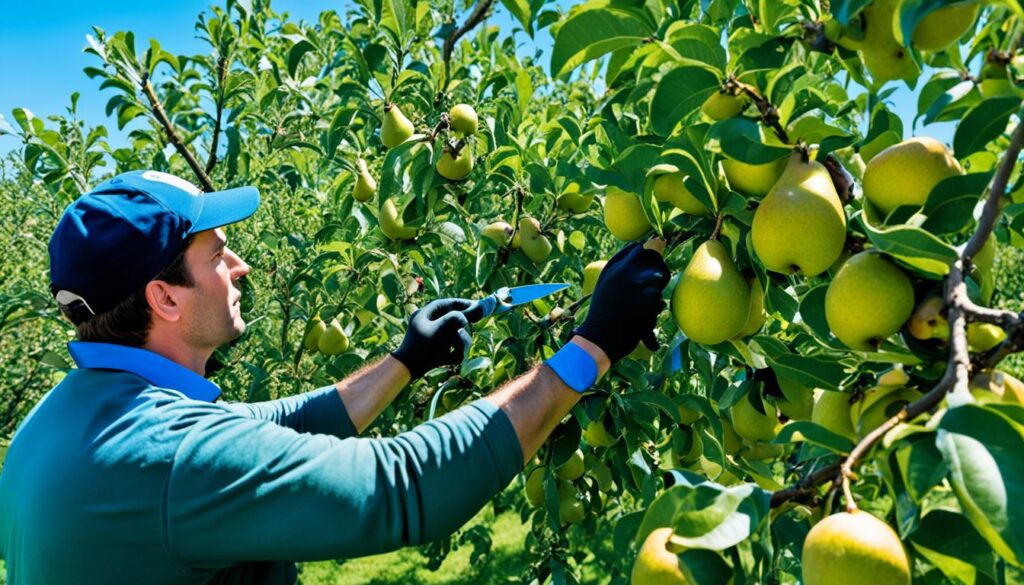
[72,235,196,347]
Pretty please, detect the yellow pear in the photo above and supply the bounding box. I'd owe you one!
[734,276,766,338]
[436,146,474,180]
[582,260,607,296]
[671,240,751,344]
[556,182,595,213]
[524,467,545,505]
[912,1,980,52]
[850,385,922,438]
[739,440,785,461]
[380,104,414,148]
[448,103,478,135]
[352,159,377,202]
[317,319,350,355]
[731,394,779,442]
[907,295,948,341]
[582,416,617,448]
[825,251,914,350]
[751,153,847,276]
[303,318,326,351]
[653,172,710,215]
[811,390,857,441]
[631,528,689,585]
[481,221,513,247]
[967,322,1007,352]
[970,370,1024,405]
[555,449,585,480]
[701,91,746,121]
[518,217,552,263]
[379,198,417,240]
[854,0,921,84]
[721,156,786,198]
[776,376,814,421]
[863,137,963,216]
[603,186,652,241]
[802,511,911,585]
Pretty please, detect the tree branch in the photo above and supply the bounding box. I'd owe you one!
[140,74,215,192]
[771,107,1024,510]
[440,0,496,100]
[733,79,790,144]
[204,55,228,175]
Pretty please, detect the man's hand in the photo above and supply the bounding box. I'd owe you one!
[574,241,671,363]
[391,298,473,380]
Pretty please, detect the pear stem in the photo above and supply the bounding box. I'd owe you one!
[710,213,724,240]
[770,110,1024,509]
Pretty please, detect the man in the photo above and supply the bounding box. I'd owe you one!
[0,170,669,583]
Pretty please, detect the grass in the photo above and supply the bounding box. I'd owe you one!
[296,505,531,585]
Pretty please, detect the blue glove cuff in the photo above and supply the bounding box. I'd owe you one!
[545,343,598,393]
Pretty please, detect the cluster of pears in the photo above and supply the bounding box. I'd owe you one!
[481,216,552,264]
[303,317,350,356]
[436,103,479,181]
[523,447,614,525]
[809,366,912,441]
[825,0,980,85]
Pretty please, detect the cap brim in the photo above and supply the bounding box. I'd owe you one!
[190,186,260,233]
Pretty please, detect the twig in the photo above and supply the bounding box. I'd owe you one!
[204,55,228,175]
[440,0,496,98]
[733,79,790,144]
[140,74,215,192]
[770,462,841,507]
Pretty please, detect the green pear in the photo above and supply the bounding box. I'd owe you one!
[967,322,1007,352]
[603,186,652,241]
[481,221,513,247]
[825,251,914,350]
[739,440,785,461]
[677,404,702,425]
[379,198,417,240]
[907,295,949,341]
[972,234,997,304]
[555,449,585,480]
[811,390,857,441]
[912,1,980,52]
[524,467,545,505]
[734,277,766,338]
[318,319,350,355]
[978,62,1024,99]
[731,393,779,442]
[671,425,704,466]
[557,481,585,524]
[380,104,414,148]
[721,419,742,455]
[701,91,746,121]
[587,460,615,492]
[802,511,911,585]
[721,156,786,198]
[582,260,607,296]
[970,370,1024,405]
[436,146,474,180]
[448,103,478,135]
[671,240,751,344]
[850,386,922,438]
[556,182,595,213]
[518,217,552,263]
[582,416,617,448]
[303,318,326,351]
[777,376,814,421]
[653,172,709,215]
[352,159,377,202]
[854,0,921,84]
[631,528,689,585]
[751,154,847,276]
[863,137,962,216]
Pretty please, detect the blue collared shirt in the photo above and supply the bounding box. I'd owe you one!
[0,342,522,584]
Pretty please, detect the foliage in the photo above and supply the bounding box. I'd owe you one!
[2,0,1024,583]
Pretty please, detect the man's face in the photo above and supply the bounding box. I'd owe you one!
[178,228,250,349]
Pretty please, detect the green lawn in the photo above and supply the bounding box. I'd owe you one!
[297,506,532,584]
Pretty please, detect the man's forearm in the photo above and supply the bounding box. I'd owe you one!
[484,336,610,463]
[334,354,411,433]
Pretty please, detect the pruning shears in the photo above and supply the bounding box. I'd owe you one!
[462,283,569,323]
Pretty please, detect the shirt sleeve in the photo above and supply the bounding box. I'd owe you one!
[223,385,357,439]
[164,398,524,568]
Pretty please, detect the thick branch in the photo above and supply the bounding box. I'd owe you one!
[770,462,841,507]
[734,80,790,144]
[141,75,215,192]
[440,0,495,97]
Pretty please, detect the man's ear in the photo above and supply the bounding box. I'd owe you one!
[145,280,184,323]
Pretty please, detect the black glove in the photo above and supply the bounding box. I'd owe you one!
[391,298,473,380]
[574,242,671,363]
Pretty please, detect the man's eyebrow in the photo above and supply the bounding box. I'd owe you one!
[212,238,227,254]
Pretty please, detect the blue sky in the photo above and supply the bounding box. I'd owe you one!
[0,0,956,159]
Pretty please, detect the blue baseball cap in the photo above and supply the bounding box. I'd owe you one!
[49,170,260,320]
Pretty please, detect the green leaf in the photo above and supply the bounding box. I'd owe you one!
[936,404,1024,566]
[831,0,872,24]
[910,509,997,585]
[649,66,721,136]
[916,71,964,123]
[921,172,992,235]
[774,421,854,453]
[953,97,1020,159]
[550,8,651,78]
[286,39,317,78]
[707,118,791,164]
[323,107,358,159]
[499,0,533,35]
[859,215,959,277]
[766,354,847,391]
[923,80,979,126]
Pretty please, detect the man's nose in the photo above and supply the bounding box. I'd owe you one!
[227,248,250,279]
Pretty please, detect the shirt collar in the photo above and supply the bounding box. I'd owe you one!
[67,341,221,402]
